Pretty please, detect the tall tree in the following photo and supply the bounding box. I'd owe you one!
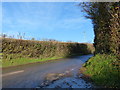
[80,2,120,57]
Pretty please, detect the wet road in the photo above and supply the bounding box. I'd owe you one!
[2,54,93,88]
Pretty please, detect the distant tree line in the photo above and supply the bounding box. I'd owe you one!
[0,33,79,43]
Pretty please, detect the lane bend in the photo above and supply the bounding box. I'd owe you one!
[2,54,93,88]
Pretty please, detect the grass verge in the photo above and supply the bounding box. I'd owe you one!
[2,57,65,68]
[80,54,120,88]
[2,54,82,68]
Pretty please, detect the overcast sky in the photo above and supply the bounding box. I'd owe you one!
[2,2,94,43]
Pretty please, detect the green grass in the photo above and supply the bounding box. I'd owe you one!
[2,56,65,68]
[82,54,119,88]
[2,53,83,68]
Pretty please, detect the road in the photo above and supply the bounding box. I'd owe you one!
[2,54,93,88]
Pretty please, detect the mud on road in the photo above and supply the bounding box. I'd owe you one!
[38,68,95,88]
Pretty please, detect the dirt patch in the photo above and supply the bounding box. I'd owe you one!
[37,70,96,88]
[38,71,73,88]
[78,67,92,82]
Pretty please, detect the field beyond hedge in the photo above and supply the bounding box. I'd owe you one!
[1,38,94,67]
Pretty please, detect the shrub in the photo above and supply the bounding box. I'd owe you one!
[2,38,95,60]
[82,54,120,88]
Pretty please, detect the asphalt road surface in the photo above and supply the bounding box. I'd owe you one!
[2,54,93,88]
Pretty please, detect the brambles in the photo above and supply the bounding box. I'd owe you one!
[81,54,120,88]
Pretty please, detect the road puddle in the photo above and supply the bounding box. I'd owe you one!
[37,69,95,88]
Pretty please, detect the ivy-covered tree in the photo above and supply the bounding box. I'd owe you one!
[80,2,120,57]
